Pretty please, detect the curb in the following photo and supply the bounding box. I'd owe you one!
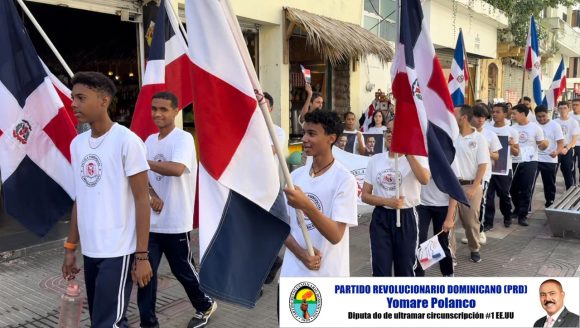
[0,238,64,263]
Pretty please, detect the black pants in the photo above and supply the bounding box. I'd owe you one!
[414,205,453,277]
[369,207,418,277]
[510,162,538,219]
[575,146,580,184]
[484,171,513,227]
[84,254,133,328]
[137,232,212,327]
[534,162,558,206]
[478,181,489,232]
[559,150,576,190]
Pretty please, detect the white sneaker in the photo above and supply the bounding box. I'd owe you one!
[479,232,487,245]
[461,237,468,244]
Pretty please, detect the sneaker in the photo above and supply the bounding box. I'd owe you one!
[483,225,493,232]
[264,256,283,284]
[518,217,529,226]
[504,218,511,228]
[188,301,217,328]
[461,237,468,244]
[479,232,487,245]
[470,252,482,263]
[510,212,518,219]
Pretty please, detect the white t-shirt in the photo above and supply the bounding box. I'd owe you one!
[486,124,519,171]
[145,129,196,233]
[364,152,429,209]
[537,120,564,164]
[366,126,387,134]
[280,161,358,277]
[71,123,149,258]
[270,125,287,147]
[575,114,580,146]
[554,117,579,147]
[454,130,490,181]
[420,178,449,207]
[512,122,544,163]
[480,128,502,183]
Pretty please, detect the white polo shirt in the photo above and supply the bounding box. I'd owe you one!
[71,123,149,258]
[575,114,580,146]
[554,117,579,147]
[145,128,196,233]
[453,129,490,181]
[480,128,502,183]
[537,120,564,164]
[512,122,545,163]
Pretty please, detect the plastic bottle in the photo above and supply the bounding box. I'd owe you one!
[58,281,84,328]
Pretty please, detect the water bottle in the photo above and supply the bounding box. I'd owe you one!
[58,281,84,328]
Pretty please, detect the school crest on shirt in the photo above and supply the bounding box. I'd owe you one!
[376,169,401,191]
[468,140,477,150]
[519,131,529,143]
[153,154,166,181]
[304,193,323,231]
[561,125,568,138]
[80,154,102,187]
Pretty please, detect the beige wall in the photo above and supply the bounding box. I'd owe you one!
[479,59,503,103]
[357,56,391,117]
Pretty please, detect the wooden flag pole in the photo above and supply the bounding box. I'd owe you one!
[521,69,527,101]
[395,153,401,227]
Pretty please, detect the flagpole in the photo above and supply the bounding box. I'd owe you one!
[219,0,314,256]
[521,69,526,101]
[16,0,73,78]
[395,154,401,227]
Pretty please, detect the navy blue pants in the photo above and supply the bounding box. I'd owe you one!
[83,254,133,328]
[575,146,580,184]
[137,232,212,327]
[534,162,558,206]
[414,205,453,277]
[369,207,418,277]
[510,162,538,219]
[484,171,513,226]
[559,150,576,190]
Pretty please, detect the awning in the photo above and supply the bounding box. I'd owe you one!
[284,7,394,65]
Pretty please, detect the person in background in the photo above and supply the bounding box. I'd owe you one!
[343,111,366,154]
[366,110,387,134]
[298,83,323,125]
[554,101,579,190]
[572,98,580,184]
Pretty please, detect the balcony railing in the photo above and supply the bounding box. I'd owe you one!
[542,17,580,57]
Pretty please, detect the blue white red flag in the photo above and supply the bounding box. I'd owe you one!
[0,0,76,236]
[524,15,543,105]
[185,0,290,307]
[448,29,469,107]
[542,57,566,110]
[131,0,194,141]
[390,0,468,205]
[300,64,311,84]
[360,101,377,132]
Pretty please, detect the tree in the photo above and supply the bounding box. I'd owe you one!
[482,0,580,47]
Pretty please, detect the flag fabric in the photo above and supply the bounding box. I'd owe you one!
[448,29,469,107]
[130,0,194,141]
[524,15,543,105]
[542,57,566,110]
[300,64,311,84]
[359,101,377,132]
[0,0,76,236]
[185,0,290,308]
[40,61,77,126]
[390,0,468,205]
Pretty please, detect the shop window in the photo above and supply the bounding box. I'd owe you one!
[363,0,397,42]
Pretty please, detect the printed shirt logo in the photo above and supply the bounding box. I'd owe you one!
[153,153,166,181]
[289,281,322,323]
[561,125,568,139]
[304,193,323,231]
[519,131,529,144]
[12,119,32,144]
[351,168,366,200]
[468,140,477,150]
[376,168,401,192]
[81,154,103,187]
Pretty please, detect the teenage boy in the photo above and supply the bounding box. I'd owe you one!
[572,98,580,184]
[62,72,152,328]
[554,101,579,190]
[280,110,358,277]
[535,105,564,208]
[138,92,216,328]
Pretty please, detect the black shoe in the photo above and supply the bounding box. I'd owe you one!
[545,201,554,208]
[470,252,482,263]
[264,256,283,284]
[510,212,518,219]
[504,218,511,228]
[483,225,493,232]
[188,301,217,328]
[518,217,529,226]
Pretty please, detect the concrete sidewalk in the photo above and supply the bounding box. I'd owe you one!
[0,178,578,327]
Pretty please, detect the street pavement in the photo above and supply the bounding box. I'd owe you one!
[0,176,578,327]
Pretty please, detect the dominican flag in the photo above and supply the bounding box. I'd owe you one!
[40,61,77,126]
[0,0,76,236]
[524,15,543,105]
[448,29,469,107]
[542,57,566,110]
[300,64,311,84]
[130,0,194,141]
[185,0,290,307]
[359,100,377,132]
[390,0,468,205]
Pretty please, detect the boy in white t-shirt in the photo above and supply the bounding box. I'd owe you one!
[281,110,358,277]
[137,92,216,328]
[573,98,580,184]
[362,119,431,276]
[62,72,152,328]
[554,101,579,190]
[534,105,564,208]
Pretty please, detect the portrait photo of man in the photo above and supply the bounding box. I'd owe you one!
[534,279,579,328]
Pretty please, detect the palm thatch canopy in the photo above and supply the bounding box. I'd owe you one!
[285,7,394,65]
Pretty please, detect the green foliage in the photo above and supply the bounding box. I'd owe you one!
[482,0,580,47]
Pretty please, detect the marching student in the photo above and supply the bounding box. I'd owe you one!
[138,92,216,328]
[573,98,580,184]
[361,119,430,276]
[62,72,152,328]
[281,110,358,277]
[484,103,520,229]
[554,101,579,190]
[510,104,548,226]
[534,105,564,208]
[453,105,489,263]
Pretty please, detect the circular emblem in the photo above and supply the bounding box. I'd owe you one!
[153,153,166,181]
[12,119,32,145]
[289,281,322,323]
[533,61,541,70]
[456,74,464,83]
[468,140,477,150]
[304,193,323,230]
[81,154,103,187]
[376,169,401,191]
[519,131,529,143]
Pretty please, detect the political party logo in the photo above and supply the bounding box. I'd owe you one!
[376,168,401,191]
[351,168,366,201]
[289,281,322,323]
[519,131,529,143]
[12,119,32,145]
[304,193,323,231]
[81,154,102,187]
[411,79,422,101]
[153,154,166,181]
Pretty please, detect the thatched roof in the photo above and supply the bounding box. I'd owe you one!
[285,7,394,65]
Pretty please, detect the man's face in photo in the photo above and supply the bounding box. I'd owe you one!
[540,281,565,316]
